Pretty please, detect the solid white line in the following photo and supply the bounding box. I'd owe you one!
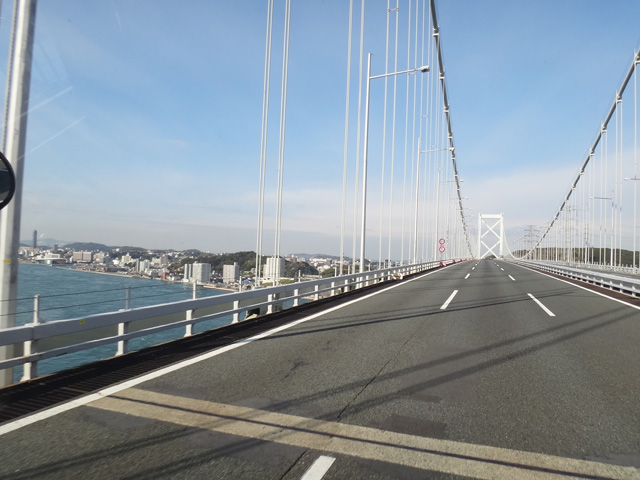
[0,266,452,437]
[528,293,555,317]
[300,455,336,480]
[464,273,470,279]
[440,290,458,310]
[512,262,640,312]
[508,275,516,281]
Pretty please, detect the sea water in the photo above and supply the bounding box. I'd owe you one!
[10,263,229,380]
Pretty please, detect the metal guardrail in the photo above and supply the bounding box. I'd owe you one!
[0,260,461,384]
[513,260,640,298]
[565,262,639,275]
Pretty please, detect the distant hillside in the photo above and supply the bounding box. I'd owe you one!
[168,251,319,277]
[116,246,148,253]
[284,259,319,277]
[291,253,342,260]
[20,237,66,247]
[63,242,111,251]
[170,251,256,274]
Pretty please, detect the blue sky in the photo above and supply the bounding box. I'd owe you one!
[3,1,639,256]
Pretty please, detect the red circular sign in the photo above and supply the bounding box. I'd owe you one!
[439,246,446,253]
[439,238,445,245]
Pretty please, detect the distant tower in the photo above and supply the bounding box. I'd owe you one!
[32,230,37,249]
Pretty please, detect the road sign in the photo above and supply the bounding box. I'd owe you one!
[439,238,445,245]
[439,246,446,253]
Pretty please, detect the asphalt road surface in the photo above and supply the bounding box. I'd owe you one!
[1,259,639,479]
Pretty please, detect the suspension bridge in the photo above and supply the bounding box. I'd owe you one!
[0,1,639,478]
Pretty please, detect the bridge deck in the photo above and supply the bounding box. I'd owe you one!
[1,260,639,479]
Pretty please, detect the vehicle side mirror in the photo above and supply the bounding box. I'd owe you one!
[0,151,16,211]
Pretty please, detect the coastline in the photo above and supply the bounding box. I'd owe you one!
[20,261,237,293]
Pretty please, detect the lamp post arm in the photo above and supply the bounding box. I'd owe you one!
[370,65,428,80]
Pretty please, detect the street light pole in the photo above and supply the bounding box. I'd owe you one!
[359,53,428,273]
[359,53,372,274]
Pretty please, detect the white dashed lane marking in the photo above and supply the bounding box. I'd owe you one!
[440,290,459,310]
[528,293,556,317]
[301,455,336,480]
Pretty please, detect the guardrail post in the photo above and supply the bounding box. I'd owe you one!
[117,287,132,355]
[331,281,336,296]
[314,284,319,301]
[185,283,198,336]
[184,309,194,337]
[232,300,240,323]
[21,295,40,381]
[117,320,129,356]
[267,293,275,314]
[293,288,299,307]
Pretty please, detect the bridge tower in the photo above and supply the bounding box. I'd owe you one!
[477,214,505,259]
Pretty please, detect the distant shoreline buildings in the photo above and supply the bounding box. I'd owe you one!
[18,241,346,288]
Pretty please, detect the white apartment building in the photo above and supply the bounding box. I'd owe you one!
[263,257,285,282]
[183,263,193,282]
[138,259,150,273]
[72,251,93,263]
[192,262,212,284]
[223,262,240,283]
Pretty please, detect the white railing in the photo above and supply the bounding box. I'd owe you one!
[0,260,462,384]
[512,260,640,298]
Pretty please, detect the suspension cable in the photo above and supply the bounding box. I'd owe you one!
[528,49,640,257]
[255,0,274,284]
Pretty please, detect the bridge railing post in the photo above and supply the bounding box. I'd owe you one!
[268,292,278,314]
[117,322,129,356]
[330,281,336,296]
[118,287,132,355]
[232,300,240,323]
[293,288,299,306]
[314,284,319,301]
[21,295,40,381]
[184,283,197,337]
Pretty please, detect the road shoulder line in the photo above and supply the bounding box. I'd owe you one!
[511,262,640,312]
